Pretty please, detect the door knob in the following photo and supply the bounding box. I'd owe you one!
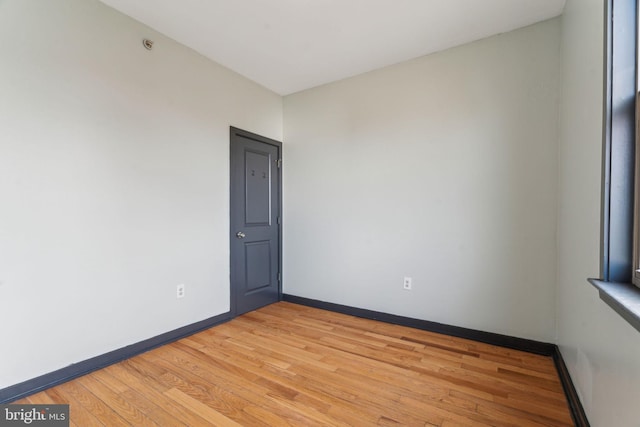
[236,231,246,239]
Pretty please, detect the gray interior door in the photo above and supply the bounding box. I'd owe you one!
[230,127,281,316]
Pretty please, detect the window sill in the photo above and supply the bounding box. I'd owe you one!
[588,279,640,333]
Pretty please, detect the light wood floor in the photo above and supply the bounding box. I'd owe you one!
[16,302,574,426]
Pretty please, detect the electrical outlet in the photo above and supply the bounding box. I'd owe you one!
[403,277,412,290]
[177,284,185,299]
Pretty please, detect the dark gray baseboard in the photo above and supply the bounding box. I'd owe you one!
[0,311,231,404]
[552,347,591,427]
[282,294,590,427]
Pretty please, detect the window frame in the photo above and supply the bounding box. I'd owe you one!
[635,91,640,287]
[634,2,640,287]
[590,0,640,334]
[601,0,636,284]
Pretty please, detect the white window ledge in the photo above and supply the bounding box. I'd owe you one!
[589,279,640,333]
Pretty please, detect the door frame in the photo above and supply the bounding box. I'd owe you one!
[229,126,283,318]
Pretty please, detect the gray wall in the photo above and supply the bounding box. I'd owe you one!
[283,19,561,343]
[557,0,640,425]
[0,0,282,388]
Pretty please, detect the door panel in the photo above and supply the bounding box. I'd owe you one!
[230,127,281,316]
[245,241,272,292]
[245,150,271,225]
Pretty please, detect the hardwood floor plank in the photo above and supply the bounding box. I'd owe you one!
[11,302,574,426]
[242,405,297,426]
[90,367,183,427]
[149,340,334,426]
[74,375,158,427]
[56,381,130,427]
[163,388,243,427]
[106,364,214,426]
[21,391,56,405]
[45,387,105,427]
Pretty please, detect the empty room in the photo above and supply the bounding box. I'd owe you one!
[1,0,639,426]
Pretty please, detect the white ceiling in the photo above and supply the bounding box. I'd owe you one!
[99,0,566,95]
